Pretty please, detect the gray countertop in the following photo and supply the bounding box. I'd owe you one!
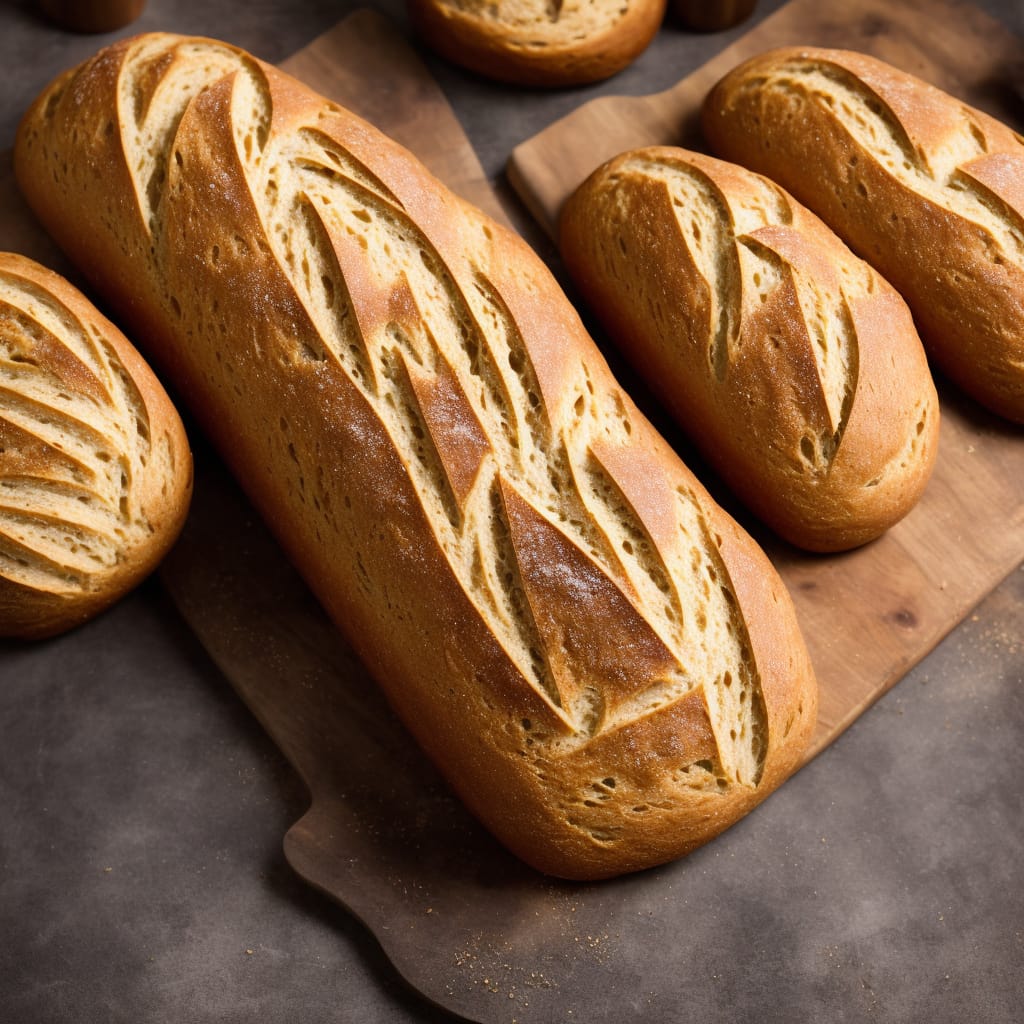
[2,1,1023,1021]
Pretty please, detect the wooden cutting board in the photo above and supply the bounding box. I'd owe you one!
[4,6,1023,1023]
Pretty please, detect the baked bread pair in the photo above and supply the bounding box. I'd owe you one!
[560,47,1024,553]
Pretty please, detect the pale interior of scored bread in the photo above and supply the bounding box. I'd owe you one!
[612,153,858,474]
[71,37,769,793]
[0,274,159,596]
[424,0,636,44]
[747,60,1024,269]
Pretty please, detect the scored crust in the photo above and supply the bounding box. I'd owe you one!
[559,146,940,552]
[0,252,192,639]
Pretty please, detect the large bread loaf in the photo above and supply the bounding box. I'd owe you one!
[15,33,816,879]
[702,47,1024,423]
[0,252,191,639]
[559,146,940,552]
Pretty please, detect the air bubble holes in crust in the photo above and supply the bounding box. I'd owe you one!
[119,36,262,239]
[101,38,766,777]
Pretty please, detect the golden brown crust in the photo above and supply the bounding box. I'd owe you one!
[0,251,192,639]
[406,0,666,87]
[702,46,1024,423]
[559,146,940,552]
[14,33,815,878]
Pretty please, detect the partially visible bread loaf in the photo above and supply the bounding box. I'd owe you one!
[15,33,816,879]
[559,146,940,552]
[0,252,191,639]
[702,47,1024,423]
[407,0,666,87]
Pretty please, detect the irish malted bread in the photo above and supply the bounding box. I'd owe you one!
[0,252,191,639]
[15,34,816,878]
[559,146,940,552]
[407,0,666,87]
[703,47,1024,423]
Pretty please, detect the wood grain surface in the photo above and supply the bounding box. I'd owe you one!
[3,6,1022,1023]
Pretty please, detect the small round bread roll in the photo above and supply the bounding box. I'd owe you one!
[0,253,191,640]
[407,0,667,87]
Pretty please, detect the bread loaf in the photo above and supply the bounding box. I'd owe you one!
[559,146,940,552]
[407,0,666,87]
[702,47,1024,423]
[15,33,816,879]
[0,252,191,639]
